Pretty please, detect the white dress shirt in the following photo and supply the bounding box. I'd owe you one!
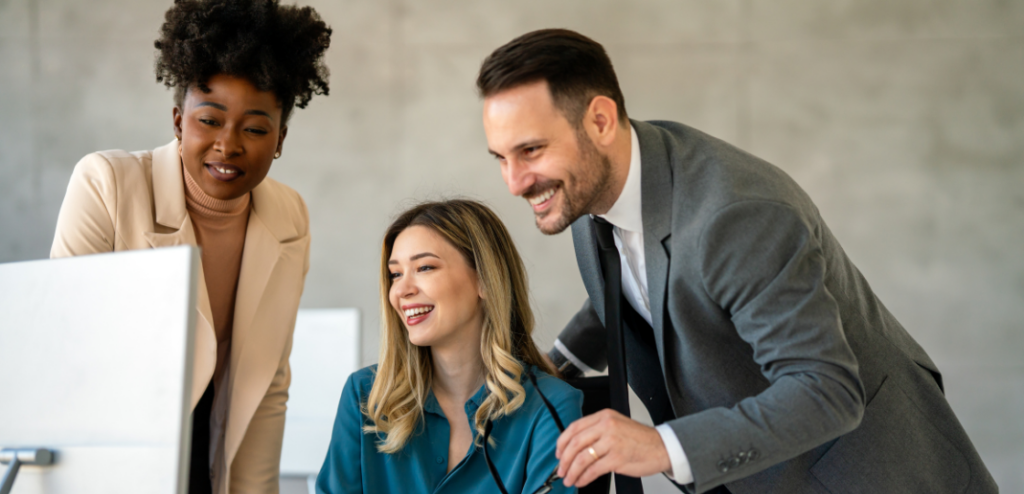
[555,125,693,485]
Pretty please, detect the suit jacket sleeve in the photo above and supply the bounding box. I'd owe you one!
[668,200,866,492]
[555,298,609,373]
[51,153,119,258]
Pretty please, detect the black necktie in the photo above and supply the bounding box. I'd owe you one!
[593,217,645,493]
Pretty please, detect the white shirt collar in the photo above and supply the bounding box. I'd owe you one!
[597,124,643,233]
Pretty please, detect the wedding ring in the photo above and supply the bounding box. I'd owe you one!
[588,447,599,461]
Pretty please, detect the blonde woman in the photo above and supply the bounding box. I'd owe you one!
[317,200,582,493]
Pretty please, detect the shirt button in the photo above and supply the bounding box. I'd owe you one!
[436,456,444,464]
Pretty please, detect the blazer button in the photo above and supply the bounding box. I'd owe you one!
[436,456,445,465]
[747,449,760,461]
[728,456,742,469]
[716,460,729,473]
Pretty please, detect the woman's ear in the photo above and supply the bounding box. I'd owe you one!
[276,125,288,157]
[172,106,183,140]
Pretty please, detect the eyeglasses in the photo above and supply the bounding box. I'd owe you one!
[483,369,565,494]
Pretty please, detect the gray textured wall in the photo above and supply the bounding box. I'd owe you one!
[2,0,1022,491]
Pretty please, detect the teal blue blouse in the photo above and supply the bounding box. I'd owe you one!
[316,365,583,494]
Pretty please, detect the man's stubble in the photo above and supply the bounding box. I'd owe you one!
[536,129,614,235]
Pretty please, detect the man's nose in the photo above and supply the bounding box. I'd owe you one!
[504,159,534,197]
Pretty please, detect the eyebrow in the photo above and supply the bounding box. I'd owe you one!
[245,109,273,119]
[195,102,274,121]
[196,101,228,111]
[387,252,441,265]
[488,139,546,159]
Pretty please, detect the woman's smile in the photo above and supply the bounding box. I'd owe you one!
[205,161,245,182]
[402,304,435,326]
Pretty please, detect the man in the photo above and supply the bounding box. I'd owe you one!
[477,29,996,494]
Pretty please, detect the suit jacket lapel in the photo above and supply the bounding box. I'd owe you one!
[228,212,282,385]
[634,120,674,369]
[144,140,216,409]
[150,141,188,230]
[224,180,304,468]
[571,217,606,325]
[571,122,674,368]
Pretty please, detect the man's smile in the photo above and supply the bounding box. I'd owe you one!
[526,184,560,213]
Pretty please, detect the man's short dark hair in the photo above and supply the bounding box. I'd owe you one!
[476,29,627,127]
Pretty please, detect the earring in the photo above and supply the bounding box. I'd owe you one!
[274,151,282,159]
[174,134,180,141]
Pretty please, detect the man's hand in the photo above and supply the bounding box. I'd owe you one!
[555,409,671,487]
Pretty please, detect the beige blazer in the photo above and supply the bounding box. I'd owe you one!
[51,140,310,494]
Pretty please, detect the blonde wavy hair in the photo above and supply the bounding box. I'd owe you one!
[363,199,555,454]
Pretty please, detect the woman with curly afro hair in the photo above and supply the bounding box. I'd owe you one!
[50,1,331,492]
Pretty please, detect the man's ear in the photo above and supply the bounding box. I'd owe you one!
[172,106,183,140]
[584,95,621,148]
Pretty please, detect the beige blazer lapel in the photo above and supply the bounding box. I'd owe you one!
[143,141,217,410]
[223,181,308,470]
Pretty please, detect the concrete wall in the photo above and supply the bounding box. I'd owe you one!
[2,0,1022,491]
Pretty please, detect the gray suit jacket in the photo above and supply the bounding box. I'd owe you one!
[558,120,996,494]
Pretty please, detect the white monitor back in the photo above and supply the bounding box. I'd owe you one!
[279,309,360,478]
[0,246,198,494]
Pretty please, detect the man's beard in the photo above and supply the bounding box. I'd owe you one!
[534,129,613,235]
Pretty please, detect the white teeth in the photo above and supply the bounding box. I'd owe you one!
[404,306,434,318]
[214,166,237,175]
[527,187,556,206]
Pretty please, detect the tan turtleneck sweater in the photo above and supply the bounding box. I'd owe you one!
[183,166,251,387]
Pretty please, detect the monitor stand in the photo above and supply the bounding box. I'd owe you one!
[0,449,55,494]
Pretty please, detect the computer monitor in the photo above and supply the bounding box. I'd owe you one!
[0,246,198,494]
[279,308,360,492]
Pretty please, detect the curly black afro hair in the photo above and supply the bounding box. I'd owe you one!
[154,0,331,124]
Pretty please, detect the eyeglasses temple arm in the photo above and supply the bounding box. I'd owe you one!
[485,368,567,494]
[526,370,565,432]
[483,420,510,494]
